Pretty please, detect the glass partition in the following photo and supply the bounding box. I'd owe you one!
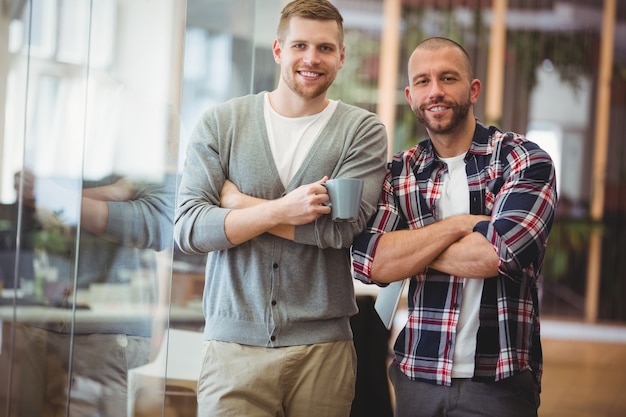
[0,0,187,415]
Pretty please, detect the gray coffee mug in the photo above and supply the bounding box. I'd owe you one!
[322,178,364,222]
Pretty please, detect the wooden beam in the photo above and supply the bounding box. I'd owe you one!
[376,0,401,161]
[485,0,508,126]
[585,0,616,323]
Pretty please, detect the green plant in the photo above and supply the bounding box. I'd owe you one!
[33,209,73,256]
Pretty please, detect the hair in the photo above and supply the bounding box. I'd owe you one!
[277,0,344,44]
[414,37,474,79]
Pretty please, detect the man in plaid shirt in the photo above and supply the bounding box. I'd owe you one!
[351,37,558,417]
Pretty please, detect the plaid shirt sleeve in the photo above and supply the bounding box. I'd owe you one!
[472,129,558,386]
[351,167,396,285]
[474,131,558,281]
[351,146,428,285]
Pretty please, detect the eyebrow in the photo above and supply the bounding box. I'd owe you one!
[412,69,462,81]
[288,39,338,48]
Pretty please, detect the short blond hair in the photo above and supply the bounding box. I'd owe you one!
[277,0,344,45]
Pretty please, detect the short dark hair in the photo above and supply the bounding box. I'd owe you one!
[415,37,474,79]
[277,0,344,45]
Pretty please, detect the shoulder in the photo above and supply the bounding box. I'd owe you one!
[333,100,382,124]
[201,93,263,123]
[496,131,551,159]
[208,92,264,116]
[391,139,429,162]
[389,139,432,176]
[475,121,550,160]
[191,93,265,140]
[486,128,555,178]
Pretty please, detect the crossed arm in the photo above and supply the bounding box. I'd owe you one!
[219,178,331,245]
[80,178,135,235]
[81,176,176,252]
[15,170,130,237]
[368,215,499,283]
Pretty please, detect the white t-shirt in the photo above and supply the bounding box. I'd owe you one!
[437,153,484,379]
[264,93,337,188]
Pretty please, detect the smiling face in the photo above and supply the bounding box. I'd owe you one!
[273,16,345,103]
[405,45,481,141]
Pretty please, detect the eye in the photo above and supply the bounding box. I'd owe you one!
[320,45,334,52]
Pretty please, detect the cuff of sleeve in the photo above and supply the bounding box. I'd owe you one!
[104,201,123,236]
[473,220,490,236]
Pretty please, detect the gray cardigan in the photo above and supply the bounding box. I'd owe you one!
[175,92,388,347]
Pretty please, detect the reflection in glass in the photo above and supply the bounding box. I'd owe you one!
[0,1,183,416]
[19,0,58,58]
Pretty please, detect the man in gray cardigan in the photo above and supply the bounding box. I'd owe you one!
[174,1,388,416]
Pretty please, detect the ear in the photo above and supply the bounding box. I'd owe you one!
[272,39,282,64]
[404,86,412,105]
[338,44,346,69]
[469,78,482,104]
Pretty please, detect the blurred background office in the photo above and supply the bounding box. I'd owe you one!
[1,1,625,416]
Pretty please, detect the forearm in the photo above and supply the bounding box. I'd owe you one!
[106,196,175,251]
[370,215,479,283]
[222,191,294,241]
[223,199,293,245]
[82,179,134,202]
[429,232,500,278]
[220,179,330,245]
[80,197,108,235]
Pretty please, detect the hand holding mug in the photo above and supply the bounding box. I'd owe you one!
[321,178,363,222]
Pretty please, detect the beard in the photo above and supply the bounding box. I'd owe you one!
[414,97,471,135]
[282,68,335,100]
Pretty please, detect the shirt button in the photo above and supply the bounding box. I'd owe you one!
[271,300,277,306]
[273,263,279,269]
[270,335,276,342]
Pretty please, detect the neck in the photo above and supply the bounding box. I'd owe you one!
[268,87,329,118]
[429,116,476,158]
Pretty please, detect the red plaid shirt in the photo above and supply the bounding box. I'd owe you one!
[352,122,558,387]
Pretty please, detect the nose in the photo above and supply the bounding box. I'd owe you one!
[427,79,444,100]
[303,49,321,66]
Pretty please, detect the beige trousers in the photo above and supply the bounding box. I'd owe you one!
[197,340,357,417]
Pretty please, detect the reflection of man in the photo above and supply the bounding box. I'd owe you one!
[0,174,37,289]
[14,169,175,417]
[352,37,558,417]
